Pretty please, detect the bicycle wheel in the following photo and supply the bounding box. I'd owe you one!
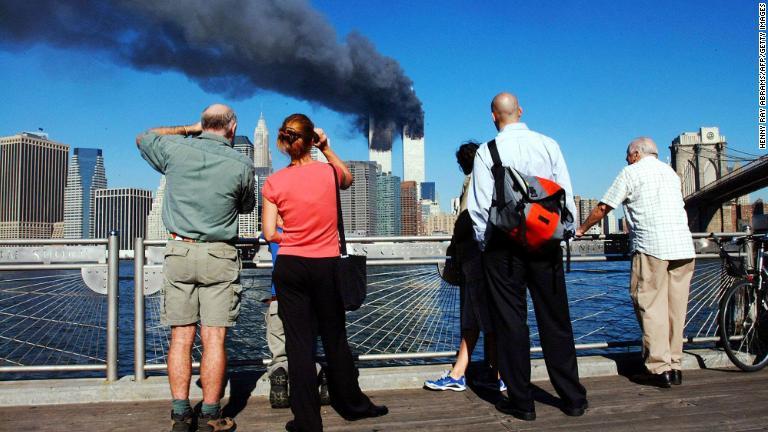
[719,280,768,371]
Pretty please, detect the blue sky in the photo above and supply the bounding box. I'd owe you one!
[0,1,761,210]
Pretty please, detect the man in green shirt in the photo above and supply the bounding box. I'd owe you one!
[137,103,255,432]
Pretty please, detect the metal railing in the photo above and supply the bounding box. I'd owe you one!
[0,233,119,382]
[0,232,744,382]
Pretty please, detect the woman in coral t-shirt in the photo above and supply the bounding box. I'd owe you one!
[262,114,388,432]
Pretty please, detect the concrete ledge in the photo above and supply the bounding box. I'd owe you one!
[0,349,740,407]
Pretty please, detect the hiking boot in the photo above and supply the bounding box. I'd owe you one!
[196,410,236,432]
[170,410,193,432]
[270,367,290,409]
[318,368,331,406]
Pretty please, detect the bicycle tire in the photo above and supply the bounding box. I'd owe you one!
[718,280,768,371]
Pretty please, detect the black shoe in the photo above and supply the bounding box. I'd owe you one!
[270,367,290,409]
[632,371,672,388]
[341,404,389,421]
[196,410,236,432]
[285,420,297,432]
[562,400,588,417]
[318,368,331,406]
[170,410,193,432]
[495,398,536,421]
[671,369,682,385]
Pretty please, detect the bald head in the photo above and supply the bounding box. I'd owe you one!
[491,92,522,130]
[626,136,658,164]
[201,103,237,136]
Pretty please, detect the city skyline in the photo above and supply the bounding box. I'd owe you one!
[0,2,759,212]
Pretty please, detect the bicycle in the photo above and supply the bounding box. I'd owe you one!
[714,232,768,371]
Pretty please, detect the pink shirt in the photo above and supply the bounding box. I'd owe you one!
[262,162,343,258]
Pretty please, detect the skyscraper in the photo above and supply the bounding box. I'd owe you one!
[403,125,425,198]
[375,171,401,236]
[0,132,69,239]
[420,182,436,202]
[368,116,392,173]
[93,188,153,250]
[64,148,107,238]
[146,176,168,240]
[253,112,271,171]
[400,181,420,236]
[233,136,257,238]
[340,161,378,236]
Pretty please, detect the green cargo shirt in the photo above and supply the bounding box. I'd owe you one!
[138,131,255,241]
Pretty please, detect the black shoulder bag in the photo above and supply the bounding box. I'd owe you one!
[331,166,368,311]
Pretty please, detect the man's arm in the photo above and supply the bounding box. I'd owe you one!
[549,140,577,231]
[134,122,202,147]
[576,203,614,237]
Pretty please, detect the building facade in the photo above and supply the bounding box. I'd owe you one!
[424,213,457,236]
[93,188,153,250]
[340,161,378,236]
[64,148,107,238]
[146,176,168,240]
[403,126,425,198]
[368,116,393,174]
[375,171,401,236]
[0,132,69,239]
[233,136,258,238]
[400,181,421,236]
[253,113,271,171]
[420,182,436,202]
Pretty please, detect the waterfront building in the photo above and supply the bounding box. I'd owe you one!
[420,182,436,202]
[603,211,619,235]
[64,148,107,238]
[0,132,69,239]
[403,125,425,199]
[93,188,153,250]
[375,171,401,236]
[146,176,168,240]
[424,213,457,236]
[233,136,258,238]
[340,161,378,236]
[400,181,420,236]
[253,113,271,171]
[450,197,461,215]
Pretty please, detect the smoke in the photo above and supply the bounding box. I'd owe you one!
[0,0,423,148]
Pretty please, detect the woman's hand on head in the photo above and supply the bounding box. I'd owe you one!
[314,128,329,151]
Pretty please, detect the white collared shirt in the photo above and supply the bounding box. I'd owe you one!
[467,123,577,250]
[601,156,694,260]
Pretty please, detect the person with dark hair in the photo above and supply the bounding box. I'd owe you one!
[425,141,502,393]
[262,114,387,432]
[136,103,254,432]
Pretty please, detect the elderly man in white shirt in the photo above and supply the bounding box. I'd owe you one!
[467,92,587,421]
[576,137,695,388]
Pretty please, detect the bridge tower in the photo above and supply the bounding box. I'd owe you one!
[670,127,734,232]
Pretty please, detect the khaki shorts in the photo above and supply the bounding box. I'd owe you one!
[161,240,242,327]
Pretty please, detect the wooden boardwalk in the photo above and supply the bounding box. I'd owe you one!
[2,368,768,431]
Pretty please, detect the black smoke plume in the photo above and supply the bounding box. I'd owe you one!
[0,0,424,148]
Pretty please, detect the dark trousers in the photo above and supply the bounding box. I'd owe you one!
[274,255,373,432]
[482,237,587,411]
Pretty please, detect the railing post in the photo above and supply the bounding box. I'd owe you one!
[106,231,119,383]
[134,237,146,382]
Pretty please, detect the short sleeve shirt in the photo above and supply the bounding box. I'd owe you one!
[262,162,344,258]
[137,131,255,241]
[601,157,694,260]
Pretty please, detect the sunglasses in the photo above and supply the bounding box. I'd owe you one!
[278,127,320,144]
[278,127,304,144]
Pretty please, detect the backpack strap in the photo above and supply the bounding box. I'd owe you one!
[487,139,506,206]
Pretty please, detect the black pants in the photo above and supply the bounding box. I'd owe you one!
[482,236,587,411]
[274,255,373,432]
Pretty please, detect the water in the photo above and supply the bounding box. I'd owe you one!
[1,259,724,379]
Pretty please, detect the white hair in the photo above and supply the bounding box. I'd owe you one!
[627,137,658,157]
